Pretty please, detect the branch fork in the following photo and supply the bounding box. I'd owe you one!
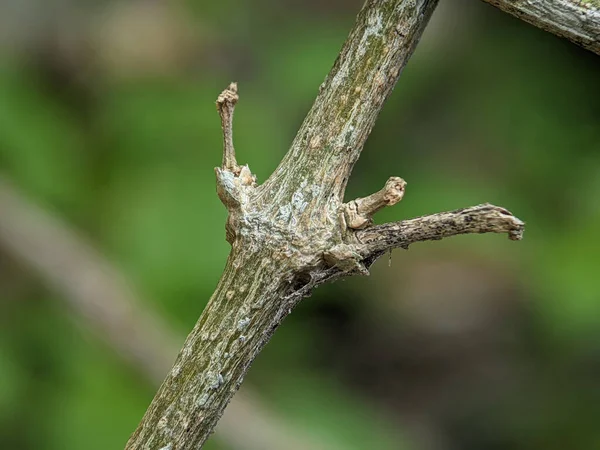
[323,177,407,275]
[328,177,524,275]
[126,0,530,445]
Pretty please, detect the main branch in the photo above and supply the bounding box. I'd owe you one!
[257,0,439,225]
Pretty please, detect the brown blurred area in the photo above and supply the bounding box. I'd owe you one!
[0,1,599,449]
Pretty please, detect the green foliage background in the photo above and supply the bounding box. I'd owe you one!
[0,0,599,449]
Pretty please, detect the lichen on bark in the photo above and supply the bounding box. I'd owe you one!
[124,1,528,449]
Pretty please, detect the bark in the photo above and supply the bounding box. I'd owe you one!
[125,1,525,449]
[480,0,600,55]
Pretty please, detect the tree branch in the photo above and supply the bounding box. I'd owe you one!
[257,0,439,224]
[216,82,240,173]
[480,0,600,55]
[343,176,406,229]
[123,1,526,449]
[355,203,525,259]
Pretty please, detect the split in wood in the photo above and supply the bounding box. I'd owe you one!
[343,176,406,230]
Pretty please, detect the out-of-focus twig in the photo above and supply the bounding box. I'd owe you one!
[0,176,334,450]
[0,178,178,384]
[480,0,600,55]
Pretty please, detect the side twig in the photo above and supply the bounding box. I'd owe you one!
[356,203,525,259]
[216,82,240,174]
[344,177,406,230]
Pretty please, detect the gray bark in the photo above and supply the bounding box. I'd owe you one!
[125,1,526,449]
[480,0,600,55]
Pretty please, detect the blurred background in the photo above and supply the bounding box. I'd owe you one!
[1,0,599,449]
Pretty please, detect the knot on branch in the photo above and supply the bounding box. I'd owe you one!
[343,176,406,230]
[323,243,369,275]
[215,166,255,206]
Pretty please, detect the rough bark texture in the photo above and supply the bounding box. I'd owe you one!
[356,204,524,257]
[480,0,600,54]
[124,1,527,449]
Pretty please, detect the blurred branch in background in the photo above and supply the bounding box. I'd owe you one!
[0,176,336,450]
[479,0,600,55]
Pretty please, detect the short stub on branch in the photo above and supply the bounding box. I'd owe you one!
[343,176,406,229]
[215,83,256,210]
[216,82,240,174]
